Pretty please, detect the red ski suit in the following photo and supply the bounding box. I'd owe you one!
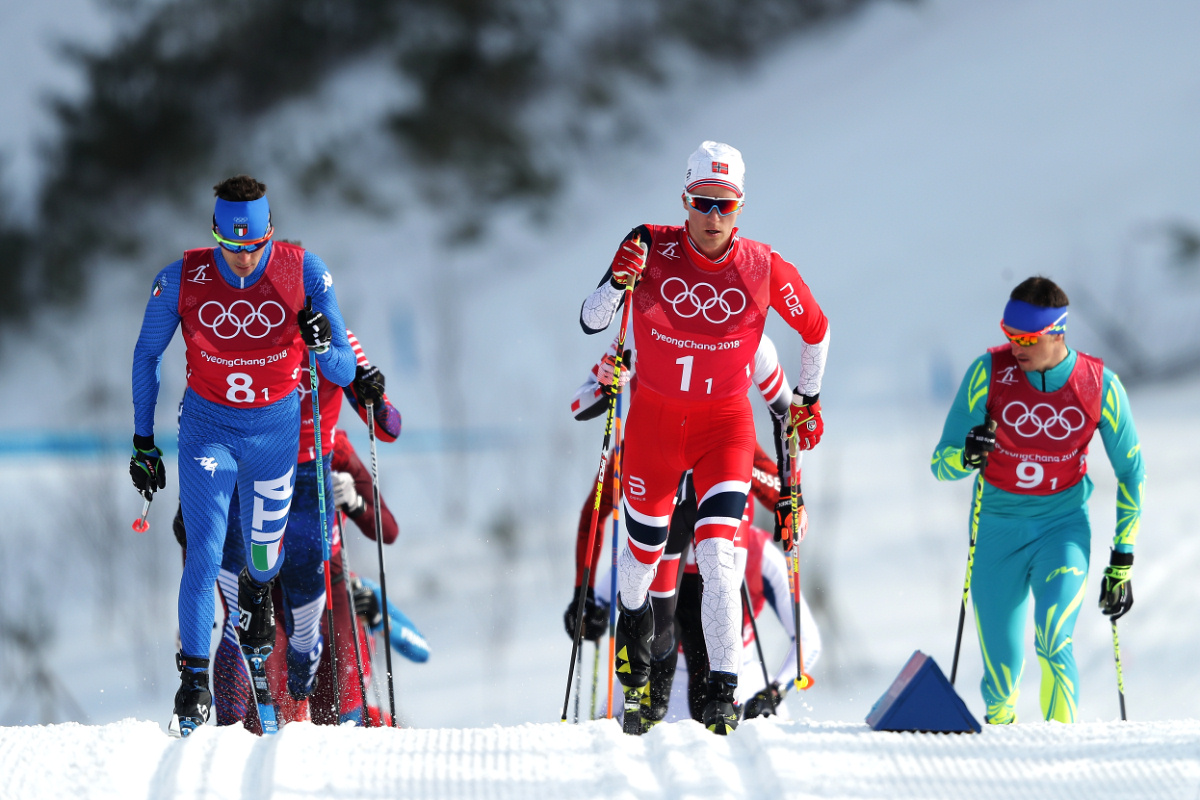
[620,225,826,563]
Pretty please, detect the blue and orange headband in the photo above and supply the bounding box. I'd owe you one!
[1002,298,1067,334]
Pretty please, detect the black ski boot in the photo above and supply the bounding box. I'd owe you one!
[614,595,653,735]
[237,568,276,653]
[169,654,212,738]
[641,649,678,733]
[702,671,739,735]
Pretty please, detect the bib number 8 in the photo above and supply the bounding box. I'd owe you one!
[1015,461,1044,489]
[226,372,256,403]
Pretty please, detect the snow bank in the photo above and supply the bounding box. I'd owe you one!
[2,717,1198,800]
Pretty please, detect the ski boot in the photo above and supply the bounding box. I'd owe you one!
[168,654,212,738]
[286,638,323,701]
[640,649,678,733]
[614,595,653,735]
[702,671,739,735]
[237,568,280,734]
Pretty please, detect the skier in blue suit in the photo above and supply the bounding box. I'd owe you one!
[130,175,355,736]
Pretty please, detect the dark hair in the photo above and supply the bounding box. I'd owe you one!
[213,175,267,202]
[1010,276,1068,308]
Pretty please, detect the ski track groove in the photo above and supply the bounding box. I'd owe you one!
[1,718,1200,799]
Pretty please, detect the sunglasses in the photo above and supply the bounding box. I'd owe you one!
[683,192,743,216]
[212,226,274,253]
[999,313,1066,346]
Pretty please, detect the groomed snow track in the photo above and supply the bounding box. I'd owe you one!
[2,718,1198,800]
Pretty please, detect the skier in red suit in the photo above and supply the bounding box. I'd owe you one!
[579,141,829,733]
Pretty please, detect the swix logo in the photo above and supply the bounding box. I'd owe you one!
[194,456,219,476]
[627,475,646,498]
[996,365,1019,385]
[779,283,805,318]
[658,242,681,260]
[188,263,212,284]
[322,271,333,292]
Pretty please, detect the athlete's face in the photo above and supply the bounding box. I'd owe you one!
[683,185,741,260]
[220,244,267,277]
[1005,328,1068,373]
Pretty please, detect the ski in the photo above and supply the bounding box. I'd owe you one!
[243,646,279,735]
[621,685,645,735]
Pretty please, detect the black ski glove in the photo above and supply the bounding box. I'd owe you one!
[353,364,386,406]
[773,490,806,550]
[350,575,383,630]
[743,682,783,720]
[129,434,166,500]
[563,586,610,643]
[298,298,332,354]
[1098,550,1134,621]
[962,418,997,469]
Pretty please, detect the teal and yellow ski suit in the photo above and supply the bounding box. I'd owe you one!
[932,348,1144,723]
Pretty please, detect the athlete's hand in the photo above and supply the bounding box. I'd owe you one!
[788,393,823,450]
[962,418,997,469]
[1098,550,1134,620]
[609,235,647,288]
[563,586,610,643]
[352,364,386,406]
[773,490,808,551]
[298,298,332,354]
[129,434,166,500]
[332,470,365,517]
[743,682,783,719]
[597,349,633,396]
[350,575,383,630]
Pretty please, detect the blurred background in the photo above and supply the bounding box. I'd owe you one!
[0,0,1198,729]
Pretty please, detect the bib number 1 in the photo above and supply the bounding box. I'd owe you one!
[675,355,712,394]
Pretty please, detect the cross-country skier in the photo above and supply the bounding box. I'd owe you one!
[579,141,829,733]
[565,332,807,732]
[130,175,356,736]
[931,276,1144,724]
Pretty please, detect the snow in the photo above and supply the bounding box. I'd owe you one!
[2,0,1200,796]
[3,718,1199,800]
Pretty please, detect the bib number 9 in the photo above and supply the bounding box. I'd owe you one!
[1015,461,1044,489]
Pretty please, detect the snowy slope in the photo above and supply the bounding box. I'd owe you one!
[4,718,1200,800]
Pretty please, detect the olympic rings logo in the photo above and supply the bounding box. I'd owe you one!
[1001,401,1086,440]
[660,277,746,323]
[197,300,287,340]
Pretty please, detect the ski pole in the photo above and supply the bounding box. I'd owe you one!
[308,335,341,716]
[1112,618,1127,721]
[950,415,996,685]
[742,581,776,715]
[132,493,152,533]
[365,399,398,726]
[606,389,624,719]
[590,641,600,720]
[562,276,636,722]
[340,537,371,726]
[787,432,813,691]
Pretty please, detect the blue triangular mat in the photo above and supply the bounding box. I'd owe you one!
[866,650,981,733]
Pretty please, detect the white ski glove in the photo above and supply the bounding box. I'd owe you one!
[332,470,364,516]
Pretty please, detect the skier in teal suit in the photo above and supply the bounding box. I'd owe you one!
[932,276,1144,723]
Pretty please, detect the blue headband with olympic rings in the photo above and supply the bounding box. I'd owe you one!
[1003,298,1068,333]
[213,196,271,241]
